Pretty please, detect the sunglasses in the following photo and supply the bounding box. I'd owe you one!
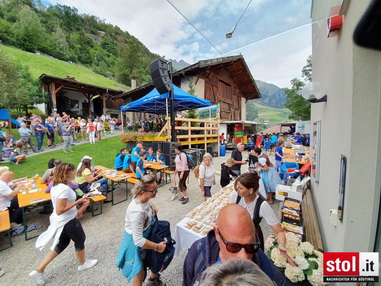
[145,187,158,194]
[218,229,260,254]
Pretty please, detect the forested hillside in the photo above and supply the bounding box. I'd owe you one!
[0,0,159,86]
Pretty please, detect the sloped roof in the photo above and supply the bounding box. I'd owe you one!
[114,55,261,101]
[39,74,124,97]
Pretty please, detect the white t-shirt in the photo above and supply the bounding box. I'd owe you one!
[229,191,279,226]
[0,180,13,211]
[124,198,153,248]
[198,164,216,187]
[51,183,77,221]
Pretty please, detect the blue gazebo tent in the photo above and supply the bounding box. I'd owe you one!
[120,85,211,114]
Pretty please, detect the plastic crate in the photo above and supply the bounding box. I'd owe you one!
[280,162,300,180]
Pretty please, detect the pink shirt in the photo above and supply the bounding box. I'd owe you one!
[175,152,189,171]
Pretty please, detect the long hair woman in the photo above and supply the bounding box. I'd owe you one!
[76,159,111,202]
[116,174,167,286]
[229,172,296,266]
[30,163,97,285]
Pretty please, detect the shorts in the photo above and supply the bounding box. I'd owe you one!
[47,133,54,140]
[270,143,275,148]
[203,186,212,197]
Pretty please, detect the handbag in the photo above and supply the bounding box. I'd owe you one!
[146,215,176,274]
[82,182,103,198]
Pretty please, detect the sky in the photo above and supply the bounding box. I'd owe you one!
[42,0,314,88]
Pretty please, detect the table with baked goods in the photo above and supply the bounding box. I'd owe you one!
[173,184,235,255]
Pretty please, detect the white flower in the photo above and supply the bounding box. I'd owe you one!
[271,248,287,268]
[285,264,305,283]
[295,256,310,270]
[285,232,300,244]
[286,241,305,258]
[265,235,276,253]
[307,268,326,286]
[300,241,314,255]
[314,250,323,259]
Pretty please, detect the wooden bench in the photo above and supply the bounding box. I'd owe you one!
[301,189,324,252]
[0,210,13,250]
[90,195,106,217]
[164,170,176,184]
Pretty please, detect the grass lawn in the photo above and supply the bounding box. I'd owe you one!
[3,135,125,178]
[255,102,291,125]
[1,44,129,91]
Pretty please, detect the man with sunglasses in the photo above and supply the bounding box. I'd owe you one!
[183,204,287,286]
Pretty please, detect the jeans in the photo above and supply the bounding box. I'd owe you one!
[36,135,44,151]
[62,135,72,151]
[275,160,282,173]
[9,197,22,224]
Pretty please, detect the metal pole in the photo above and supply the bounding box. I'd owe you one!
[121,111,123,133]
[169,61,176,143]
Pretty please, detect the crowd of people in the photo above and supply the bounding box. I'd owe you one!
[0,113,122,165]
[125,115,166,133]
[0,121,307,285]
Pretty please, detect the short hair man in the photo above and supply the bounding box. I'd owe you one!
[230,143,247,177]
[0,171,24,225]
[18,123,37,154]
[182,204,287,286]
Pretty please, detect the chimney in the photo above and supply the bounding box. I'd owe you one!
[131,77,137,89]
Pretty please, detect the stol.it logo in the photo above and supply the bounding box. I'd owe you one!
[323,252,379,283]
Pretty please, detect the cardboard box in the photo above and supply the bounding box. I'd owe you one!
[276,185,303,201]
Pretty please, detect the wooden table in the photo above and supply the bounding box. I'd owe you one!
[96,165,133,205]
[17,178,50,240]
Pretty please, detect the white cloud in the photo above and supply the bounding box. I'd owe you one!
[46,0,312,88]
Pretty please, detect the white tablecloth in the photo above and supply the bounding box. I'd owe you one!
[174,217,204,256]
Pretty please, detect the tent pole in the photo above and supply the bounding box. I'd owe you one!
[169,61,176,143]
[166,98,168,117]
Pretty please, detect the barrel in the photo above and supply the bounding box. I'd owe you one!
[220,145,226,156]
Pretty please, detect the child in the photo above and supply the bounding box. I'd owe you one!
[264,138,271,155]
[220,158,236,188]
[122,150,132,173]
[146,147,156,162]
[8,142,27,166]
[135,151,147,179]
[247,137,254,151]
[154,149,166,184]
[275,140,285,173]
[114,148,127,171]
[248,149,258,172]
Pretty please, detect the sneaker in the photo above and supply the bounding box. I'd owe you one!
[78,259,98,271]
[179,196,186,201]
[63,150,67,153]
[144,274,166,286]
[181,197,189,204]
[29,270,45,285]
[0,268,4,277]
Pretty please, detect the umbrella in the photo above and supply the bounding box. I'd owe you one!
[120,85,211,114]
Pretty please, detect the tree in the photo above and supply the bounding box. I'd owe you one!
[185,79,198,119]
[284,57,312,120]
[0,49,48,114]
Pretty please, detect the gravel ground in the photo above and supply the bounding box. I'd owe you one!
[0,139,280,286]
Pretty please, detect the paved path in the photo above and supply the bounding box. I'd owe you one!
[0,138,280,286]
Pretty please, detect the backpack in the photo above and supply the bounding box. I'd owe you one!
[194,165,201,179]
[180,152,195,169]
[236,194,266,250]
[147,216,176,274]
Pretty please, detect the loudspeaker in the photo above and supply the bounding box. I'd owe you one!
[150,58,171,94]
[162,142,180,155]
[152,141,165,152]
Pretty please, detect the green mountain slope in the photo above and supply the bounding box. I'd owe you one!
[1,44,128,90]
[246,101,291,131]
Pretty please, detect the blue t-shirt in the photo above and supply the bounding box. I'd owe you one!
[135,158,145,179]
[34,124,45,137]
[123,154,131,169]
[275,146,283,161]
[45,123,55,133]
[146,154,156,162]
[155,154,166,165]
[131,146,141,162]
[293,135,303,144]
[271,135,278,144]
[114,153,125,169]
[264,141,271,150]
[247,141,254,148]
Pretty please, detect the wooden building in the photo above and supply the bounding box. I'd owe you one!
[39,74,125,117]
